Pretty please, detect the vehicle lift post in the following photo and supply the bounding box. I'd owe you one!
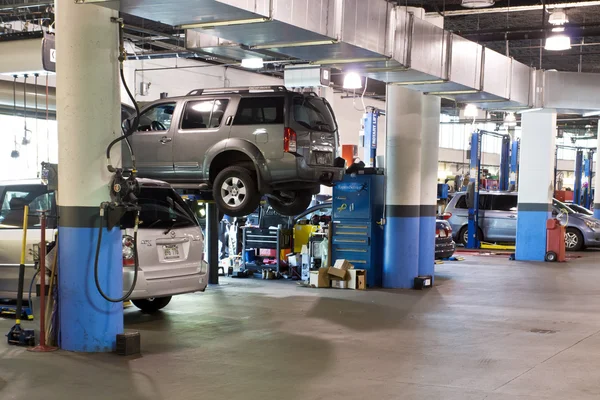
[499,135,511,191]
[583,150,595,209]
[467,131,481,249]
[363,108,384,168]
[574,149,584,205]
[510,140,519,190]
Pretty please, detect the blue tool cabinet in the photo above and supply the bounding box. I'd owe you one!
[331,173,384,287]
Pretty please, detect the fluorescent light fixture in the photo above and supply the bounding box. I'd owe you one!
[583,111,600,117]
[241,57,264,69]
[545,34,571,51]
[461,0,495,8]
[464,104,479,118]
[180,17,270,30]
[426,89,479,95]
[343,72,362,89]
[517,108,543,114]
[393,79,446,85]
[504,112,517,127]
[251,39,337,50]
[552,27,565,33]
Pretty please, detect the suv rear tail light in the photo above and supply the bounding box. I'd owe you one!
[284,127,297,153]
[122,235,135,267]
[441,212,452,220]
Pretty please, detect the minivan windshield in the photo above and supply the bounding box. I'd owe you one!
[121,188,197,230]
[293,96,337,133]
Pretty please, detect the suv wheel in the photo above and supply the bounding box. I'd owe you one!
[565,228,583,251]
[458,225,483,246]
[213,166,261,217]
[268,192,313,216]
[132,296,172,313]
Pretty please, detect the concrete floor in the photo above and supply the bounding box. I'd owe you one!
[2,252,600,400]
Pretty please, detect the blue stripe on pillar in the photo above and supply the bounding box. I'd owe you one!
[59,226,123,352]
[516,210,550,261]
[418,216,436,280]
[384,216,419,288]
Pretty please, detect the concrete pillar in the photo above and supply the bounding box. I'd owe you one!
[418,95,440,279]
[383,85,422,288]
[56,0,122,351]
[515,110,557,261]
[594,122,600,219]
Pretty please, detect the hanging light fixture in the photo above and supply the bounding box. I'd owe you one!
[240,57,264,69]
[464,103,479,118]
[504,112,517,127]
[545,9,571,51]
[545,34,571,51]
[343,72,362,89]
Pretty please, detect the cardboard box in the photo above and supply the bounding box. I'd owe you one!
[309,268,331,288]
[347,269,357,289]
[331,279,347,289]
[355,270,366,290]
[328,259,354,280]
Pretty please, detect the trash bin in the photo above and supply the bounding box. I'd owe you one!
[545,219,566,262]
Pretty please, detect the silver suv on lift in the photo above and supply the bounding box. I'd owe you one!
[123,86,345,217]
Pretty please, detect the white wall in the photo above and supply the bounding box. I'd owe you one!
[121,58,281,104]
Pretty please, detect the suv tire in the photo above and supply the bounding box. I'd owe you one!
[214,166,261,217]
[268,192,313,216]
[132,296,172,313]
[458,225,483,246]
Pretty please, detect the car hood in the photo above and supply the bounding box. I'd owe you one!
[561,213,600,226]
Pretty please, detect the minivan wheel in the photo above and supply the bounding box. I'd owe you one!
[458,225,483,246]
[213,166,261,217]
[132,296,172,313]
[565,228,584,251]
[268,192,313,216]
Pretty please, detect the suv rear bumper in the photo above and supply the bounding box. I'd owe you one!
[296,156,345,185]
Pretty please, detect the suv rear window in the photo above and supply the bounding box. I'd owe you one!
[233,97,284,125]
[0,186,57,229]
[121,188,197,230]
[293,96,337,133]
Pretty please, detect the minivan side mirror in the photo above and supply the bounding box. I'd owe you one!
[122,117,134,134]
[552,208,559,217]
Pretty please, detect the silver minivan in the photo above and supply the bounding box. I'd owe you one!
[124,86,345,218]
[0,179,208,312]
[446,191,600,251]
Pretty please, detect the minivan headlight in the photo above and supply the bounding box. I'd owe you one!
[584,220,599,230]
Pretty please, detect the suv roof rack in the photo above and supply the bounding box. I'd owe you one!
[186,86,288,96]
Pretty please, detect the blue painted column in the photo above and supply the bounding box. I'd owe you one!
[383,85,423,288]
[595,122,600,219]
[56,0,123,351]
[418,95,440,280]
[516,110,557,261]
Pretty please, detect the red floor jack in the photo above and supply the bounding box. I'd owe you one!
[7,204,35,346]
[545,218,566,262]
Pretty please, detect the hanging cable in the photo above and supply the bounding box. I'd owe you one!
[34,73,39,171]
[45,73,50,162]
[11,75,19,158]
[105,18,139,174]
[22,74,30,145]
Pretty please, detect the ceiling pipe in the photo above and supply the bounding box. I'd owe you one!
[461,26,600,42]
[426,0,600,16]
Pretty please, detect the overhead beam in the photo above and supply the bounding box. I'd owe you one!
[427,0,600,16]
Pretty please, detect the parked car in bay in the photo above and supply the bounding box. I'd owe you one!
[293,202,455,260]
[122,86,345,218]
[0,179,207,312]
[445,191,600,251]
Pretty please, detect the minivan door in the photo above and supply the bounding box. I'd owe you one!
[129,102,178,179]
[486,194,518,242]
[174,98,233,181]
